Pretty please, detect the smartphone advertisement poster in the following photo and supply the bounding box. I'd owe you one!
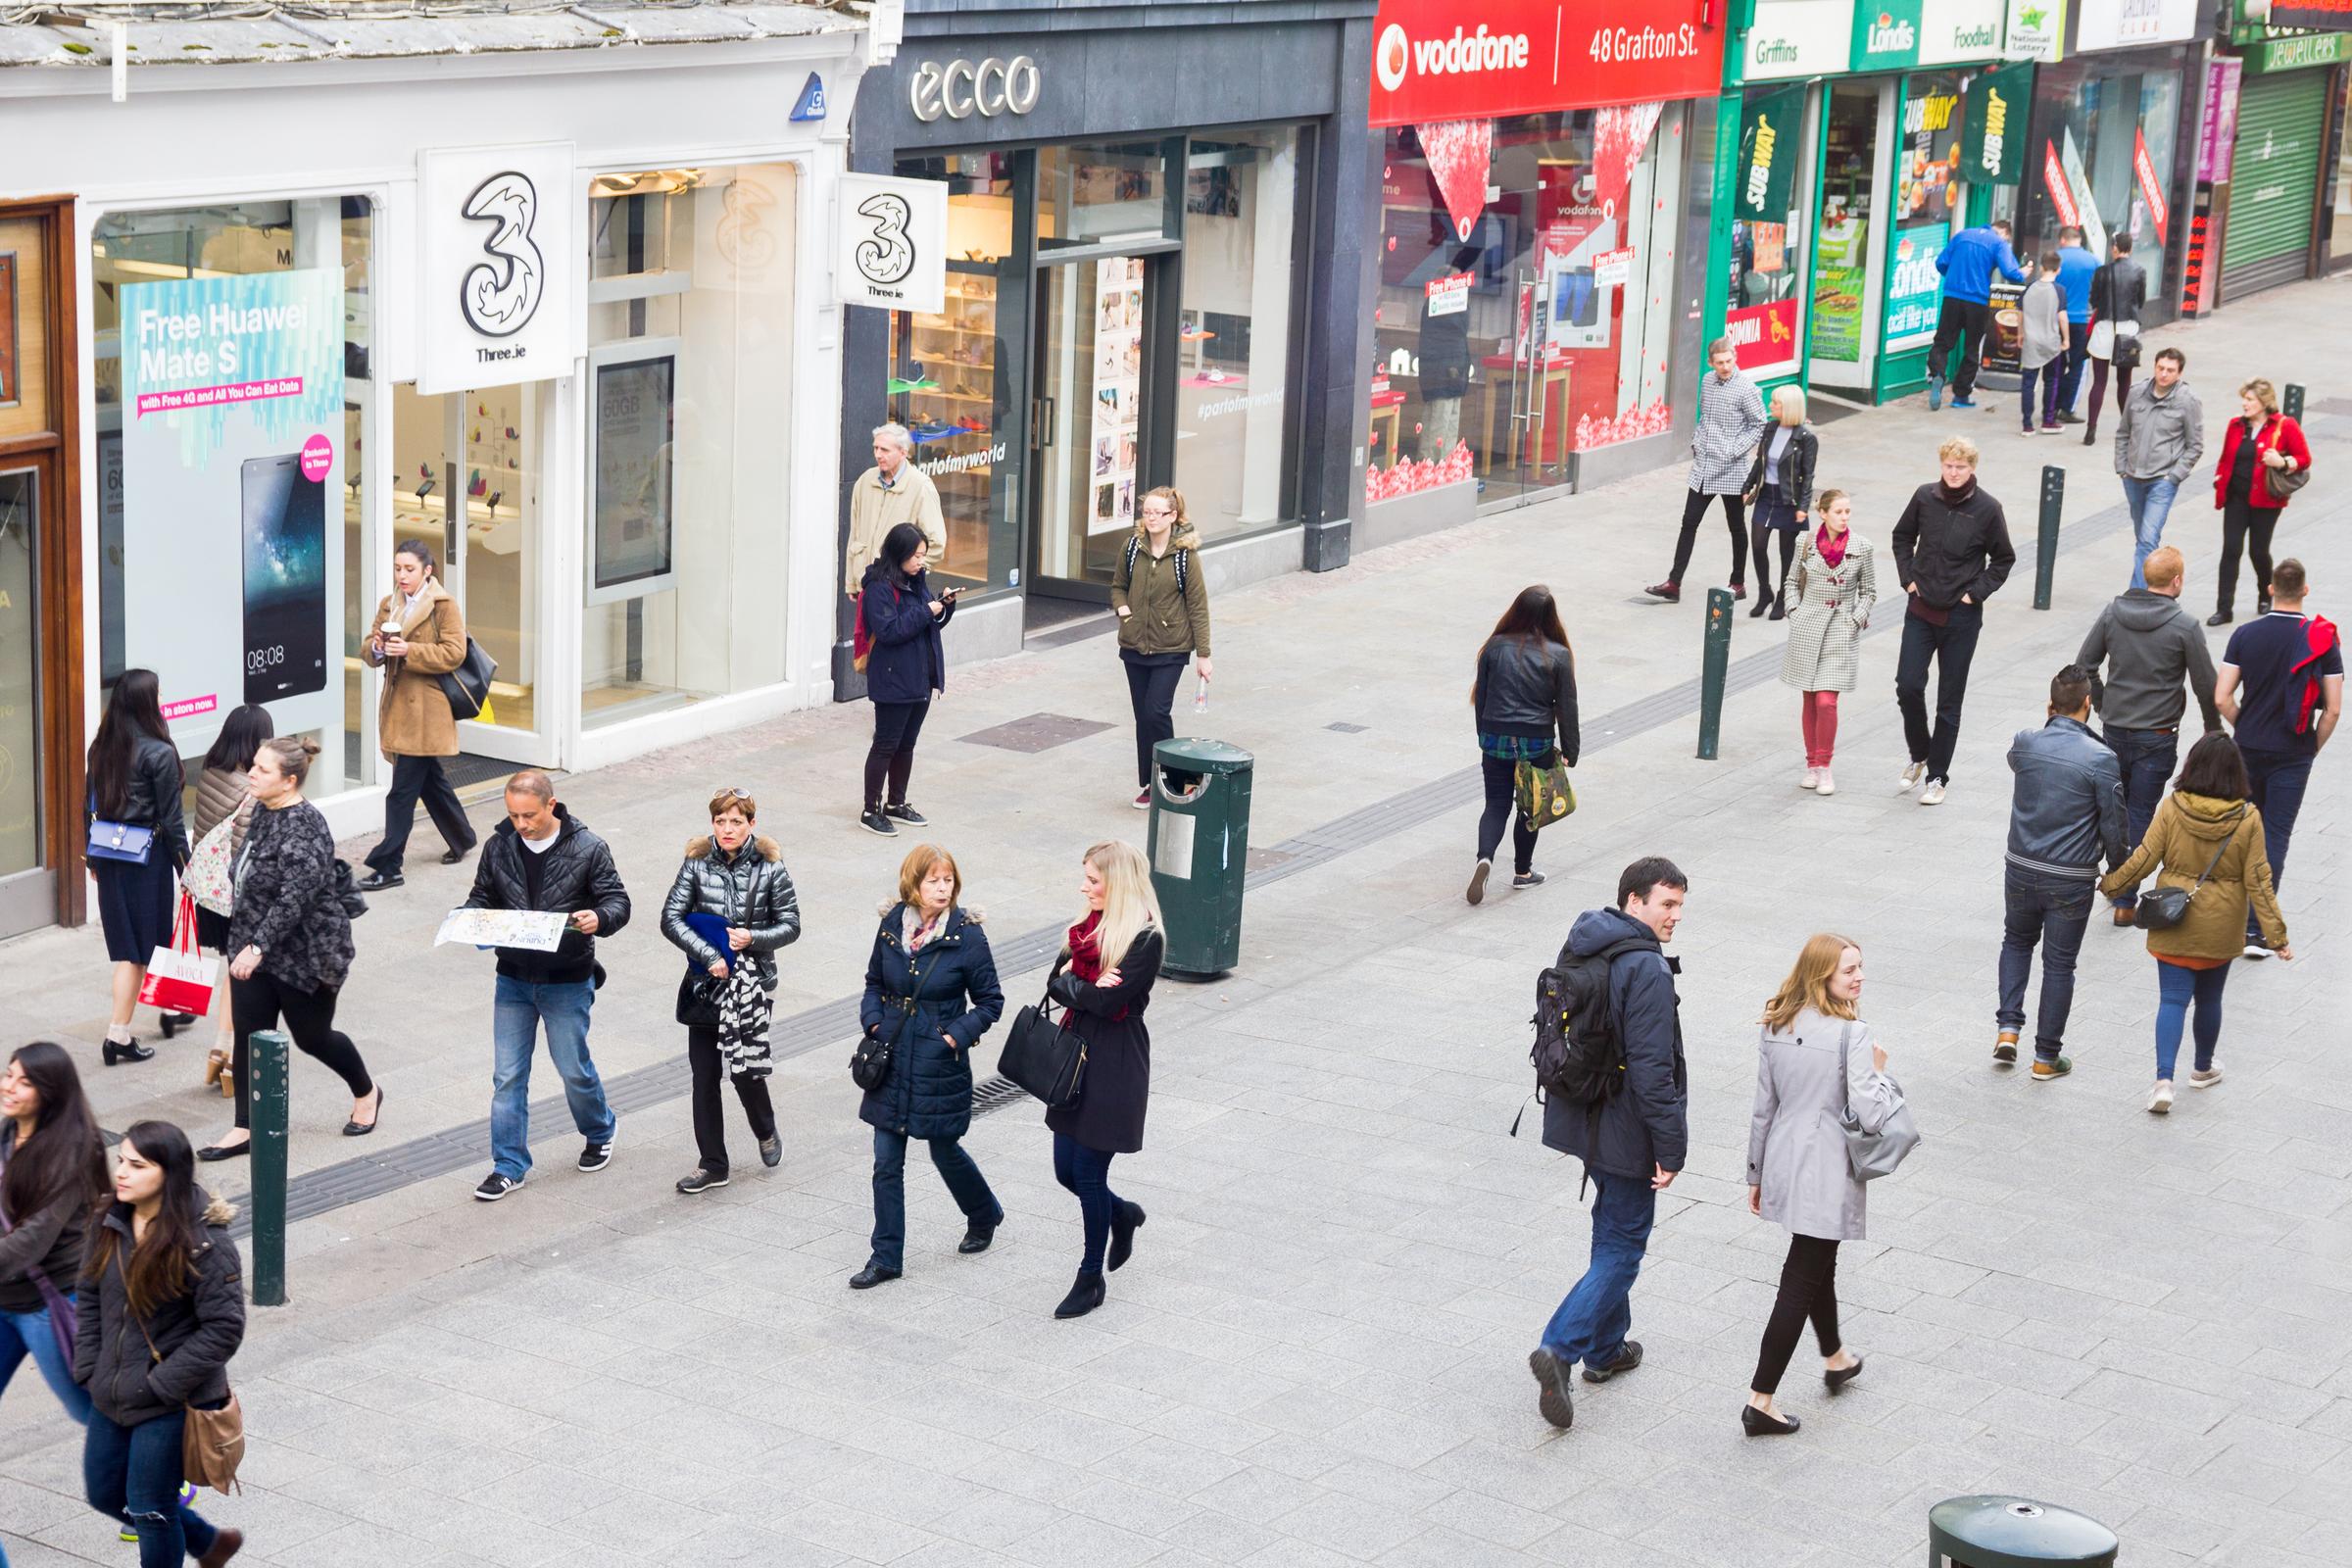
[121,269,345,757]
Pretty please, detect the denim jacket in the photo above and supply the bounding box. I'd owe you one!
[2005,715,2128,878]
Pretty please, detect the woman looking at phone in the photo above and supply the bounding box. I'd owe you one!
[857,523,956,839]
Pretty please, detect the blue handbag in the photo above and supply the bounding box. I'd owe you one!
[86,818,156,865]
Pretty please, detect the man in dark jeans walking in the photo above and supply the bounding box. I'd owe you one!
[2076,544,2221,922]
[1996,667,2126,1081]
[1528,858,1690,1431]
[2217,559,2343,956]
[1892,436,2017,806]
[1925,220,2032,410]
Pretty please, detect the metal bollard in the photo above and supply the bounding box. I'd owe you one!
[1697,587,1734,760]
[248,1028,289,1307]
[2284,381,2306,421]
[2032,465,2064,612]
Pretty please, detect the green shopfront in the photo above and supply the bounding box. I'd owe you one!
[2220,13,2352,300]
[1707,0,2029,403]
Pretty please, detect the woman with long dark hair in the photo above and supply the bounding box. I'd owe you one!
[85,669,189,1067]
[186,706,273,1094]
[74,1120,244,1567]
[359,539,476,890]
[1467,586,1580,905]
[858,521,956,838]
[2,1043,107,1427]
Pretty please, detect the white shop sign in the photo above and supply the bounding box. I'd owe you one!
[2077,0,2196,51]
[416,142,580,397]
[835,172,949,315]
[1745,0,1856,81]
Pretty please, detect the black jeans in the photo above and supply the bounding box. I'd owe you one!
[1122,652,1188,789]
[1751,1234,1842,1396]
[2217,496,2279,613]
[863,699,930,808]
[1668,487,1748,588]
[1893,602,1983,784]
[686,1024,775,1174]
[366,753,474,873]
[2241,747,2314,944]
[1995,864,2096,1060]
[2103,727,2179,909]
[1477,751,1550,875]
[1749,516,1798,602]
[1926,297,1991,400]
[230,970,371,1131]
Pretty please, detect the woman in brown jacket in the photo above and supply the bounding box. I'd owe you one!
[358,541,476,891]
[1109,488,1211,810]
[2099,734,2290,1115]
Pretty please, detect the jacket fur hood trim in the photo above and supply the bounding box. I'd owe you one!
[875,899,984,924]
[1129,523,1202,554]
[685,834,781,863]
[202,1196,236,1227]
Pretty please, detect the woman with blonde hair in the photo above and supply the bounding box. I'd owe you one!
[1741,934,1898,1436]
[849,843,1005,1289]
[1042,841,1164,1318]
[1777,488,1878,794]
[1109,486,1211,808]
[2208,377,2312,624]
[1742,384,1818,620]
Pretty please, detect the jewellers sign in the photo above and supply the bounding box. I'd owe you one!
[417,142,579,397]
[1369,0,1723,124]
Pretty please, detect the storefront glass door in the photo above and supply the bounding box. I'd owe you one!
[1031,253,1154,594]
[0,467,46,938]
[1807,82,1887,392]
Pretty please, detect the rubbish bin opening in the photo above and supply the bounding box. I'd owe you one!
[1156,768,1203,802]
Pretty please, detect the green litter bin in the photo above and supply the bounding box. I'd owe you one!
[1148,738,1253,978]
[1928,1496,2118,1567]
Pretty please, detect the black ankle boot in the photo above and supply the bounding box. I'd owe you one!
[1107,1202,1146,1271]
[1748,591,1771,618]
[1054,1270,1106,1319]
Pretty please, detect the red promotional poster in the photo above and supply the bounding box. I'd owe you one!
[2133,128,2169,244]
[2043,142,2079,228]
[1726,299,1799,371]
[1369,0,1723,126]
[1418,119,1495,242]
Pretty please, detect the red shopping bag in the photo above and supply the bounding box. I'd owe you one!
[139,893,219,1017]
[852,588,874,673]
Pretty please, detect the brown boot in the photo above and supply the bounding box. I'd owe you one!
[198,1529,245,1568]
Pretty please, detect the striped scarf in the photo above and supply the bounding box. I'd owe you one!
[716,963,773,1079]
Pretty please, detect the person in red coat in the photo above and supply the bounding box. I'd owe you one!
[2210,379,2312,626]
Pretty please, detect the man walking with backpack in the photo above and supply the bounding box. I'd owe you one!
[1527,858,1690,1430]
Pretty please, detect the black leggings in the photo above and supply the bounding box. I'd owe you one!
[1123,655,1187,789]
[2218,495,2279,612]
[1750,1234,1842,1396]
[1750,525,1797,604]
[230,970,372,1131]
[864,699,929,808]
[1669,489,1748,589]
[1476,750,1551,875]
[2086,359,2134,433]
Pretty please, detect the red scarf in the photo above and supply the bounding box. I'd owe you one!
[1064,912,1129,1022]
[1815,525,1849,567]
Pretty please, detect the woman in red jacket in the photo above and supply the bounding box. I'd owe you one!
[2210,378,2312,626]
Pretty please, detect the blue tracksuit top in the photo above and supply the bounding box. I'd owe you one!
[2054,246,2097,322]
[1936,225,2030,305]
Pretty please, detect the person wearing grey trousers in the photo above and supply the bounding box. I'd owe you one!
[1741,934,1901,1436]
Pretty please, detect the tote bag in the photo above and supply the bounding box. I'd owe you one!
[183,808,245,917]
[138,894,220,1017]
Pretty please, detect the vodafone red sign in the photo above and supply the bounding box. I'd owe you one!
[1369,0,1724,126]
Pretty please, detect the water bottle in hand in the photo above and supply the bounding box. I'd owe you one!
[1193,676,1209,715]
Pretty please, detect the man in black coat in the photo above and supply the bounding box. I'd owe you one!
[1891,436,2017,805]
[1528,858,1690,1430]
[463,770,630,1200]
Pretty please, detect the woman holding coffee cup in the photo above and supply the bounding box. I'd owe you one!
[358,541,476,891]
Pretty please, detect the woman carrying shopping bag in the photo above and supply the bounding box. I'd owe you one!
[1466,586,1579,906]
[84,670,189,1067]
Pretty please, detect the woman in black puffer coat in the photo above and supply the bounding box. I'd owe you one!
[849,844,1004,1290]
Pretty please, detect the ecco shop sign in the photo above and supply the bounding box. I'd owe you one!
[416,142,579,397]
[909,55,1041,122]
[1367,0,1723,125]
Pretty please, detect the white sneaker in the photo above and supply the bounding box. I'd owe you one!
[1897,760,1927,793]
[2147,1080,2174,1114]
[1920,780,1947,807]
[1800,767,1821,790]
[2188,1065,2224,1089]
[1814,768,1837,797]
[2242,943,2272,959]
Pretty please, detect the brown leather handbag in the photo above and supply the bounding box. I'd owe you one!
[131,1283,246,1494]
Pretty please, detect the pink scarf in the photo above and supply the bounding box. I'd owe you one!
[1815,525,1849,567]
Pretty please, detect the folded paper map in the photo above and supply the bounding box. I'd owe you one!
[434,907,569,953]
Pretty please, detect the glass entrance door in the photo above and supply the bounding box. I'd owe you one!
[1031,253,1152,595]
[1808,81,1888,393]
[0,467,49,938]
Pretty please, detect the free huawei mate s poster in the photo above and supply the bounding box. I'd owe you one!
[240,454,328,705]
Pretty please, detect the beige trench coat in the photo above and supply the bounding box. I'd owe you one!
[363,580,467,758]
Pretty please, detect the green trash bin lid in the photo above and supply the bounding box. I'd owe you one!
[1927,1496,2117,1566]
[1154,738,1253,774]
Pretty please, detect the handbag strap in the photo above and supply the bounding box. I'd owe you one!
[1836,1022,1853,1120]
[119,1252,166,1366]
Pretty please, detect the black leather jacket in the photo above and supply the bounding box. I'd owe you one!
[661,834,803,996]
[462,807,631,984]
[1472,636,1581,763]
[1743,423,1818,513]
[90,729,189,866]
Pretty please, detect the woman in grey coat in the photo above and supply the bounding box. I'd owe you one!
[1742,934,1899,1436]
[1778,488,1878,796]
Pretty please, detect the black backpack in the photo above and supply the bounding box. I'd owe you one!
[1122,535,1190,595]
[1511,936,1647,1140]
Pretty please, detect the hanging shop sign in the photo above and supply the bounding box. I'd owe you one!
[2047,127,2111,257]
[2002,0,2065,62]
[834,172,949,315]
[2265,0,2352,28]
[1743,0,1856,81]
[1962,60,2032,182]
[1735,84,1807,224]
[417,142,578,398]
[1853,0,2006,68]
[2246,29,2352,70]
[1726,297,1800,369]
[1368,0,1725,123]
[2077,0,2198,51]
[2199,57,2244,178]
[1853,0,1926,69]
[120,269,346,756]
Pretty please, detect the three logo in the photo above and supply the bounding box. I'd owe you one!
[458,171,544,338]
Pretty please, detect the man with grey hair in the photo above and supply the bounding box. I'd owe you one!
[846,421,947,594]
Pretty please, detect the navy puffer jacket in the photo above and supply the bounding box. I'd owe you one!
[858,904,1004,1140]
[861,561,955,705]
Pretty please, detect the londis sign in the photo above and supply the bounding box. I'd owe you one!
[1368,0,1722,125]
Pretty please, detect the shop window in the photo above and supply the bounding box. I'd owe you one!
[1886,74,1969,353]
[1172,125,1303,544]
[1040,140,1176,246]
[581,163,798,728]
[0,471,37,885]
[2025,67,2182,302]
[91,198,374,795]
[1808,84,1879,372]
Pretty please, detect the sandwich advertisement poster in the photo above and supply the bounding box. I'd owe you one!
[121,269,346,756]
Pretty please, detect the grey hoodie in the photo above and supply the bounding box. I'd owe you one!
[2114,377,2204,483]
[2077,588,2222,732]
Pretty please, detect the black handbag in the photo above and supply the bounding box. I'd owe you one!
[438,637,499,721]
[2132,807,2246,930]
[331,859,369,920]
[850,1029,893,1093]
[997,963,1086,1107]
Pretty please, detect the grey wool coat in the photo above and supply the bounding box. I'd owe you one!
[1746,1008,1901,1242]
[1688,369,1769,495]
[1779,532,1879,694]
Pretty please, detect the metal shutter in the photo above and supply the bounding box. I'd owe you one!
[2223,69,2329,297]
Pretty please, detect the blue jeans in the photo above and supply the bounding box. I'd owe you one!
[868,1128,1004,1272]
[2155,961,2229,1080]
[2240,747,2312,945]
[1995,864,2096,1060]
[2059,318,2090,412]
[2020,363,2060,429]
[2120,476,2179,589]
[1,1303,92,1423]
[2103,727,2180,909]
[1539,1169,1657,1369]
[83,1407,219,1568]
[1051,1132,1124,1275]
[491,975,615,1179]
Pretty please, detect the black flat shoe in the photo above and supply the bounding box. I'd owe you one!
[958,1222,998,1255]
[342,1085,384,1137]
[102,1040,155,1066]
[357,869,404,892]
[849,1264,902,1290]
[1107,1202,1145,1271]
[759,1134,782,1168]
[159,1012,186,1040]
[1582,1340,1642,1384]
[1054,1270,1105,1319]
[197,1139,251,1163]
[441,845,473,865]
[1741,1403,1801,1437]
[2207,609,2233,627]
[1824,1354,1864,1395]
[1527,1348,1574,1430]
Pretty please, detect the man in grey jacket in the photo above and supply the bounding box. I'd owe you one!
[2076,545,2221,923]
[2113,346,2204,590]
[1995,666,2126,1081]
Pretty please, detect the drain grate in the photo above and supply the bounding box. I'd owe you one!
[1326,721,1369,733]
[956,712,1117,753]
[969,1074,1031,1118]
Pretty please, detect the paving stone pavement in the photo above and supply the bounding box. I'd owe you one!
[4,280,2350,1566]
